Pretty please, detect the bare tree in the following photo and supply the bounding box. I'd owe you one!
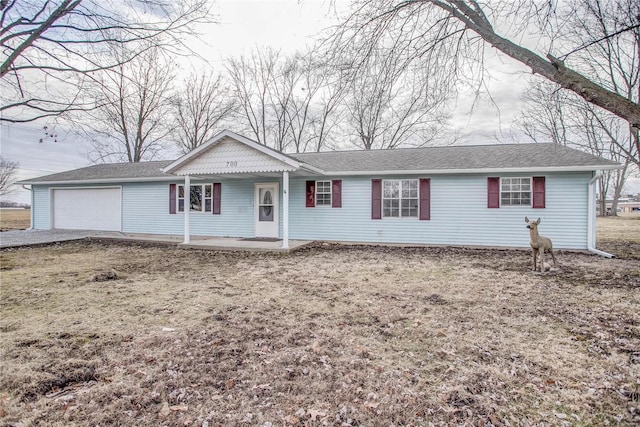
[518,80,633,216]
[173,72,236,154]
[518,82,572,146]
[344,43,448,150]
[82,47,176,163]
[226,48,280,148]
[281,49,347,153]
[580,102,634,216]
[268,54,297,152]
[329,0,640,135]
[0,156,18,197]
[282,52,316,153]
[0,0,211,123]
[226,47,345,153]
[559,0,640,167]
[516,0,638,215]
[306,63,348,152]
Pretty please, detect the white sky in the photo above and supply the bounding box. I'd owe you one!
[1,0,637,204]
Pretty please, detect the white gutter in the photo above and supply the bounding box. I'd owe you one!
[587,172,615,258]
[297,164,621,177]
[18,176,178,186]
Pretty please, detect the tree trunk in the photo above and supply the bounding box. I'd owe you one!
[432,1,640,130]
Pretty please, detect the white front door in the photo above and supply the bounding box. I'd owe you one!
[254,183,279,238]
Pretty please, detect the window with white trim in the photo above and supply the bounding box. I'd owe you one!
[383,179,418,218]
[500,177,531,206]
[178,184,213,212]
[315,181,332,206]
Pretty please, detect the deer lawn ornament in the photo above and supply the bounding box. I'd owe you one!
[525,217,557,272]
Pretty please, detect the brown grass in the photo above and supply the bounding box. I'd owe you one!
[0,209,30,232]
[0,218,639,426]
[597,213,640,259]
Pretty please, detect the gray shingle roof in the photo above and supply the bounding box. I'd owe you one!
[289,143,619,173]
[20,160,174,184]
[20,143,618,184]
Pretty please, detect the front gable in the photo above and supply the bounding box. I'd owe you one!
[164,130,300,176]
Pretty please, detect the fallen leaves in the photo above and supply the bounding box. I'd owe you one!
[307,409,327,421]
[159,402,188,418]
[1,241,639,426]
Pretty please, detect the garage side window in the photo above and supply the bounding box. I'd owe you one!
[501,177,531,206]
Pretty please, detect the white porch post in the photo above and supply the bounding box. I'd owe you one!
[282,171,289,249]
[183,174,191,244]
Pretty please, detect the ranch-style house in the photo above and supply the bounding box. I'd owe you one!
[20,130,619,252]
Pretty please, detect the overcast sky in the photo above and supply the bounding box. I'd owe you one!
[1,0,636,204]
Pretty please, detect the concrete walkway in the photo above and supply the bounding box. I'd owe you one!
[0,229,312,252]
[0,229,112,248]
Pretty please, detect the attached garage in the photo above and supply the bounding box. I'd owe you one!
[52,187,122,231]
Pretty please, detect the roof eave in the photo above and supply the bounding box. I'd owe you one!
[310,164,621,176]
[18,176,178,186]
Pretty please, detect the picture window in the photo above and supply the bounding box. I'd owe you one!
[383,179,418,218]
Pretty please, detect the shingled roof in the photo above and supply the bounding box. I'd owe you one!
[20,161,174,184]
[20,143,618,184]
[289,143,619,173]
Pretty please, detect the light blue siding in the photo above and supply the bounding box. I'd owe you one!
[32,186,50,229]
[30,171,592,249]
[122,180,256,237]
[289,172,591,249]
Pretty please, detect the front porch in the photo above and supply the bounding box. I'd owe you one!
[163,130,323,250]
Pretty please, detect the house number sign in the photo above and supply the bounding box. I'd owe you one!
[226,161,238,167]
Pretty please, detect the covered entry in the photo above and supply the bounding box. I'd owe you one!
[163,130,320,249]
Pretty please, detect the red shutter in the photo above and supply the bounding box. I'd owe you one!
[532,176,545,209]
[331,180,342,208]
[419,178,431,220]
[306,180,315,207]
[213,182,221,214]
[487,177,500,208]
[371,179,382,220]
[169,184,177,214]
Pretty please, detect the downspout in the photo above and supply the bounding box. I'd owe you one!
[587,172,615,258]
[22,184,33,230]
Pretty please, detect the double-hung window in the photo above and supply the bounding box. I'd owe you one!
[383,179,418,218]
[306,180,342,208]
[315,181,332,206]
[500,177,531,206]
[178,184,213,212]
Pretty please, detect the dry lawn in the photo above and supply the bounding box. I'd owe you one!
[597,214,640,260]
[0,209,30,232]
[0,219,639,426]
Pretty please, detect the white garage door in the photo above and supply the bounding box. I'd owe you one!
[53,188,122,231]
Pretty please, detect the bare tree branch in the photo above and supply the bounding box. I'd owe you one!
[173,72,236,154]
[328,0,640,130]
[80,46,176,163]
[1,0,211,123]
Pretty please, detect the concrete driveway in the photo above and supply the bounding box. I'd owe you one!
[0,229,115,249]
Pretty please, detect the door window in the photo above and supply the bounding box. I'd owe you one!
[259,189,274,221]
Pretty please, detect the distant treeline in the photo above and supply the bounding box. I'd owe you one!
[0,201,30,208]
